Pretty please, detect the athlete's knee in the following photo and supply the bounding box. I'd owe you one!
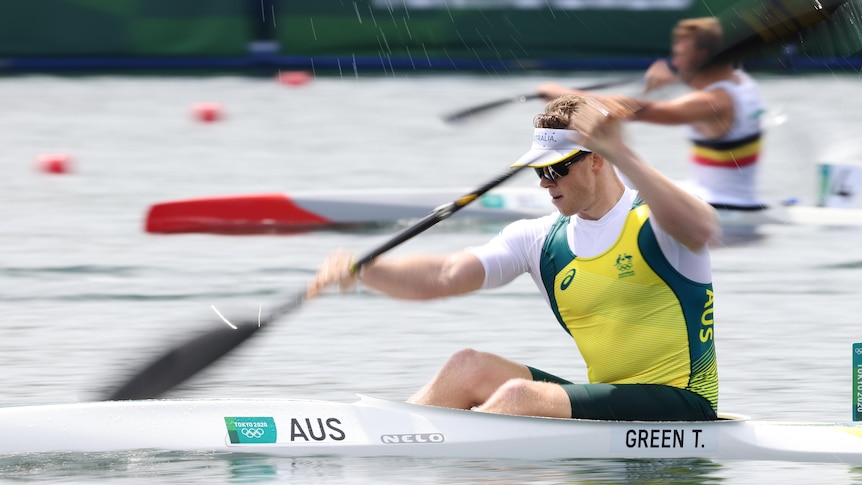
[491,378,535,402]
[443,348,485,370]
[482,378,571,418]
[441,349,498,387]
[480,378,536,414]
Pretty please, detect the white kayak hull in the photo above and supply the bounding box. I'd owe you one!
[144,188,862,234]
[2,395,862,464]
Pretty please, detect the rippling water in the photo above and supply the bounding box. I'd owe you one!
[1,72,861,483]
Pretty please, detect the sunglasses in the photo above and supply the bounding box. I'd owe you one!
[534,151,590,182]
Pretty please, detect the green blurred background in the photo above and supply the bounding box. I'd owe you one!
[0,0,859,72]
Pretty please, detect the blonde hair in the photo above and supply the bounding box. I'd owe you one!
[673,17,725,63]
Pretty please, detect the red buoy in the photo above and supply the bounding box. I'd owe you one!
[36,153,73,174]
[192,102,224,123]
[276,71,312,87]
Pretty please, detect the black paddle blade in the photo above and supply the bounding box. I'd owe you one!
[105,322,261,401]
[104,292,306,401]
[715,0,852,63]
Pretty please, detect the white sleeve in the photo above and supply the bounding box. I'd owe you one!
[465,215,557,289]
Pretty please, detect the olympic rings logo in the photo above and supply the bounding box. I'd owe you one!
[242,428,265,439]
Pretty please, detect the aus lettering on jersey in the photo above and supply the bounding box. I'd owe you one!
[699,289,714,343]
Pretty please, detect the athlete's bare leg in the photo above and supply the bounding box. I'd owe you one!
[407,348,571,418]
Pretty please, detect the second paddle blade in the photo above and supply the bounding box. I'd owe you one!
[104,322,261,401]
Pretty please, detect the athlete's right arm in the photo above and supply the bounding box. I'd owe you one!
[358,251,486,300]
[306,216,550,300]
[306,249,486,301]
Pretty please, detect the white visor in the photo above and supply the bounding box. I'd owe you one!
[510,128,590,168]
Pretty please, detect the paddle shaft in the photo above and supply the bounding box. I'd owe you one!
[353,164,530,269]
[264,164,531,323]
[105,163,531,400]
[442,77,640,124]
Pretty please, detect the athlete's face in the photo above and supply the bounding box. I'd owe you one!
[538,153,601,218]
[670,35,706,81]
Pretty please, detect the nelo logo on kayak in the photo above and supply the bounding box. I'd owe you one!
[380,433,445,444]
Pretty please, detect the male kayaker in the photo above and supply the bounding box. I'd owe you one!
[308,94,720,421]
[537,17,767,210]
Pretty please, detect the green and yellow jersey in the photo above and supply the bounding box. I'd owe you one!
[468,188,718,411]
[538,201,718,410]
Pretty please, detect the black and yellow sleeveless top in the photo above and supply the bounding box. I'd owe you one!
[538,201,718,410]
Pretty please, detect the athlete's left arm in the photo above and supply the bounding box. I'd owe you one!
[569,98,720,252]
[612,145,720,252]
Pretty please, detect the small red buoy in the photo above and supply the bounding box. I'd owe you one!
[276,71,312,87]
[36,153,73,174]
[192,102,224,123]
